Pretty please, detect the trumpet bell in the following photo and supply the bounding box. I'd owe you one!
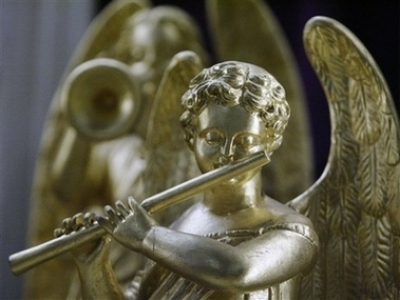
[62,58,141,141]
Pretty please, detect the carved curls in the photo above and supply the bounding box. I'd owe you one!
[180,61,290,155]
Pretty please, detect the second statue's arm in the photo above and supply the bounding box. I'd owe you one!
[98,198,319,293]
[55,212,126,300]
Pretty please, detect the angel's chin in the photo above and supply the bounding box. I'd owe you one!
[221,174,247,186]
[203,164,255,186]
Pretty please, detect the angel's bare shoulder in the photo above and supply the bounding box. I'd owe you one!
[262,196,315,228]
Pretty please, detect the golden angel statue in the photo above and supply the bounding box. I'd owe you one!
[23,1,207,298]
[10,0,399,300]
[55,60,319,300]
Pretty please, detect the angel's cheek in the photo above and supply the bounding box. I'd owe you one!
[193,140,221,173]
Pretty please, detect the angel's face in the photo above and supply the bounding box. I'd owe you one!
[129,20,188,75]
[193,103,266,184]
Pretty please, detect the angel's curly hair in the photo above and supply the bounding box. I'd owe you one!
[180,61,290,155]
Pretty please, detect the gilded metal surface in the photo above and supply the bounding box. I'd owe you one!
[24,1,207,298]
[288,17,400,299]
[54,61,319,300]
[206,0,313,202]
[12,0,399,299]
[9,150,270,276]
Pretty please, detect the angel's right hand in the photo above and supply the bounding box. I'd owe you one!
[54,212,110,265]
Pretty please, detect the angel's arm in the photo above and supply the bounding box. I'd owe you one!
[142,223,318,292]
[53,213,126,300]
[74,239,125,300]
[99,199,319,293]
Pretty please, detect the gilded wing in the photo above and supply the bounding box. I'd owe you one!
[206,0,313,202]
[69,0,150,67]
[289,17,400,299]
[25,2,148,299]
[131,51,205,225]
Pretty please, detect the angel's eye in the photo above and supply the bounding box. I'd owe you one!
[236,135,261,152]
[201,131,224,146]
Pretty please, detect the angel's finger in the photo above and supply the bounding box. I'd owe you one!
[54,228,65,238]
[128,197,140,212]
[96,216,115,234]
[62,218,73,233]
[84,212,96,226]
[72,213,84,230]
[104,205,122,224]
[116,200,130,218]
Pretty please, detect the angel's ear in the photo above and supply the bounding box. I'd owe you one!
[184,136,194,151]
[182,126,195,151]
[180,111,197,151]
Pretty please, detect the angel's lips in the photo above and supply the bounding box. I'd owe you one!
[211,156,234,170]
[209,163,249,185]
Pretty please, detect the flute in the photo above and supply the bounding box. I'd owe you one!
[9,151,270,276]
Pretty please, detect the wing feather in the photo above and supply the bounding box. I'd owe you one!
[388,166,400,235]
[328,107,360,185]
[394,236,400,291]
[358,144,387,218]
[359,214,392,298]
[384,113,400,166]
[325,236,345,298]
[289,17,400,299]
[305,27,347,102]
[344,236,362,299]
[348,73,381,144]
[325,235,361,299]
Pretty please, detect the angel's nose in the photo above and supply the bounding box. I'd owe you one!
[221,139,235,158]
[218,155,233,165]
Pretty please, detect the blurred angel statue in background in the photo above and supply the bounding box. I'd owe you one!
[19,0,399,299]
[25,1,207,298]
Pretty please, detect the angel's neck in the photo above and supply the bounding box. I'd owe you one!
[203,173,263,215]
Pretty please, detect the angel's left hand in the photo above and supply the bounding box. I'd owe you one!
[97,197,157,251]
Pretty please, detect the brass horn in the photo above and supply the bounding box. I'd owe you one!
[62,58,141,141]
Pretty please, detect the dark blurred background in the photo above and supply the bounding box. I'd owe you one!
[1,1,398,299]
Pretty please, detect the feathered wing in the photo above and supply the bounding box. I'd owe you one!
[131,51,204,225]
[25,2,148,299]
[69,0,150,66]
[206,0,313,202]
[289,17,400,300]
